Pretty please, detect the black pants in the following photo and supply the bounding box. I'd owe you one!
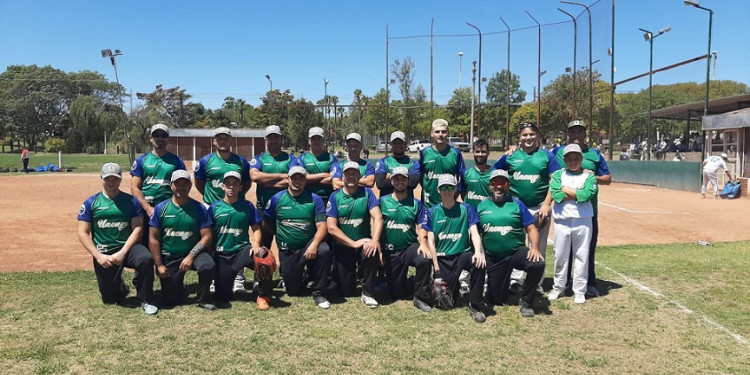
[567,215,598,288]
[486,247,545,306]
[158,252,215,306]
[213,247,272,303]
[437,252,485,306]
[92,244,154,304]
[278,239,332,297]
[333,244,379,297]
[383,244,432,301]
[22,158,29,173]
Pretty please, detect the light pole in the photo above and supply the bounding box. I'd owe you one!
[684,0,713,162]
[558,8,577,120]
[458,52,464,89]
[561,1,593,128]
[324,79,329,151]
[639,26,671,161]
[466,23,482,139]
[525,11,542,127]
[470,61,477,143]
[500,16,511,146]
[265,74,272,91]
[100,48,123,155]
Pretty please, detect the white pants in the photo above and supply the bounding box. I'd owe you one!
[552,217,591,296]
[701,170,719,196]
[510,204,550,287]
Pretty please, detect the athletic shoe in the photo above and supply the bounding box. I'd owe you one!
[141,302,158,315]
[547,289,562,301]
[458,270,470,295]
[277,279,286,290]
[313,294,331,309]
[361,293,379,308]
[216,301,233,309]
[233,281,246,294]
[586,286,600,297]
[209,280,216,294]
[413,297,432,312]
[519,299,535,318]
[574,293,586,304]
[198,303,218,311]
[508,282,522,295]
[468,304,486,323]
[257,296,270,311]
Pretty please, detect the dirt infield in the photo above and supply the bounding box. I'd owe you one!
[0,173,748,272]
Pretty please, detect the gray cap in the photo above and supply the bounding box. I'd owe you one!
[150,123,169,135]
[170,169,191,183]
[214,127,232,137]
[342,161,360,172]
[100,162,122,179]
[288,166,308,176]
[567,120,586,129]
[437,174,457,187]
[490,169,509,180]
[390,131,407,142]
[309,127,325,138]
[391,166,409,178]
[265,125,282,137]
[345,133,362,143]
[563,143,583,156]
[223,171,241,181]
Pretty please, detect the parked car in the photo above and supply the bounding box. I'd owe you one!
[448,137,471,152]
[376,141,392,152]
[408,140,431,153]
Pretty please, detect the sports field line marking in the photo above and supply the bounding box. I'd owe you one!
[598,262,749,347]
[599,201,691,215]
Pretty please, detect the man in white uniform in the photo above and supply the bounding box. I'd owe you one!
[701,153,732,198]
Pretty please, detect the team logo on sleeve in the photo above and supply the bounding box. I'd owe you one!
[130,161,137,171]
[375,162,380,170]
[326,201,332,211]
[250,158,258,166]
[194,162,200,172]
[79,204,86,216]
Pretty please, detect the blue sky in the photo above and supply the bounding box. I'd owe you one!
[1,0,747,111]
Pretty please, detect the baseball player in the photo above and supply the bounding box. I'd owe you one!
[149,170,217,310]
[77,162,158,315]
[291,127,341,204]
[262,166,333,309]
[701,153,733,198]
[494,123,559,294]
[378,166,433,312]
[326,161,383,308]
[419,119,466,209]
[460,139,493,209]
[423,174,486,323]
[332,133,375,189]
[548,144,598,304]
[477,169,545,318]
[553,120,610,297]
[374,131,421,198]
[209,171,269,310]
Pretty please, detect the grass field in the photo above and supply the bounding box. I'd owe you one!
[0,153,132,174]
[1,241,748,374]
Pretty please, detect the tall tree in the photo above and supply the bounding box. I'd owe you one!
[136,85,193,127]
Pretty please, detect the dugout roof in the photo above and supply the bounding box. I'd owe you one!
[702,107,750,130]
[649,94,750,121]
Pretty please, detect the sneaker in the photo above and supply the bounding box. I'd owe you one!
[361,293,379,308]
[141,302,158,315]
[216,301,232,309]
[468,304,486,323]
[547,289,562,301]
[233,281,246,294]
[413,297,432,312]
[586,285,600,297]
[257,296,270,311]
[508,282,522,295]
[519,299,535,318]
[209,280,216,294]
[198,303,218,311]
[574,293,586,304]
[313,294,331,309]
[277,279,286,290]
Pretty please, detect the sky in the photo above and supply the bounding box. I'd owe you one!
[1,0,748,112]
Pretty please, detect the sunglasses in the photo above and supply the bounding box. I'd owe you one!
[518,123,538,132]
[151,133,169,139]
[439,185,456,192]
[490,180,509,188]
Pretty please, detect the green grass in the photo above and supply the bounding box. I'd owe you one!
[0,153,131,173]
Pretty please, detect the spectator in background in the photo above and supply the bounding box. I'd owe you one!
[21,147,29,173]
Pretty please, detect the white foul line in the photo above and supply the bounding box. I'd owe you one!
[599,201,691,215]
[598,262,749,347]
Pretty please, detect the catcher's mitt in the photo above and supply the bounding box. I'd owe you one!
[534,212,549,230]
[432,278,454,310]
[253,247,277,281]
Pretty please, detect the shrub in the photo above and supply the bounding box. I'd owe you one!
[45,138,67,153]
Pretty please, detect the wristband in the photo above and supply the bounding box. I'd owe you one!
[189,242,206,257]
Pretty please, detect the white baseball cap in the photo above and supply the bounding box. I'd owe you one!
[170,169,191,183]
[342,161,360,172]
[391,166,409,178]
[345,133,362,143]
[223,171,241,181]
[288,166,308,176]
[563,143,583,156]
[214,127,232,137]
[720,153,728,159]
[490,169,509,180]
[437,174,457,187]
[308,127,324,138]
[390,131,407,142]
[265,125,282,137]
[100,162,122,179]
[150,123,169,135]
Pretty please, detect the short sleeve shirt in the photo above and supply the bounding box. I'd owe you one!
[379,194,426,252]
[477,197,534,258]
[375,155,421,197]
[326,187,378,242]
[209,200,262,253]
[264,190,326,251]
[291,151,340,202]
[250,152,295,212]
[423,202,478,257]
[494,148,559,208]
[130,151,186,205]
[460,167,493,209]
[78,192,143,254]
[149,198,212,257]
[194,152,251,204]
[419,145,466,209]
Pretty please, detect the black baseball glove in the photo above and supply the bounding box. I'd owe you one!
[432,278,454,310]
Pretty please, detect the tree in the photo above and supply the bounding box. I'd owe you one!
[66,95,125,153]
[445,87,472,138]
[391,57,419,130]
[136,85,193,127]
[484,69,526,141]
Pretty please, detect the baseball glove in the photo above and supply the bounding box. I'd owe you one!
[534,212,549,230]
[432,278,454,310]
[253,247,277,281]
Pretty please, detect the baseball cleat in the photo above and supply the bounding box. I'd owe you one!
[468,304,486,323]
[574,294,586,304]
[141,302,158,315]
[547,289,562,301]
[361,293,379,308]
[313,294,331,309]
[519,300,535,318]
[256,296,270,311]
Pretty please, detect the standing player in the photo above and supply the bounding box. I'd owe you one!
[494,123,558,293]
[374,131,421,198]
[420,119,466,209]
[424,174,486,323]
[77,163,158,315]
[333,133,375,189]
[250,125,294,220]
[461,139,493,209]
[700,153,732,198]
[554,120,610,297]
[149,170,216,310]
[477,169,545,318]
[263,166,333,309]
[292,127,340,204]
[326,161,383,308]
[379,166,433,312]
[21,147,29,174]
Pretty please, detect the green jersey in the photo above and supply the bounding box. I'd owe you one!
[423,202,479,257]
[292,151,341,202]
[375,155,421,197]
[477,197,535,258]
[419,145,466,209]
[130,151,186,205]
[209,200,262,254]
[326,187,378,242]
[493,148,559,208]
[264,190,326,251]
[149,198,213,257]
[250,152,295,212]
[194,152,251,204]
[78,192,143,254]
[379,194,426,252]
[460,166,493,209]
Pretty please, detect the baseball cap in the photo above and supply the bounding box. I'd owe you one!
[342,161,360,172]
[223,171,241,181]
[563,143,583,156]
[490,169,509,181]
[437,174,457,187]
[567,120,586,129]
[345,133,362,143]
[390,131,407,142]
[391,166,409,178]
[100,162,122,179]
[150,123,169,135]
[288,166,308,176]
[309,127,324,138]
[213,127,232,137]
[265,125,282,137]
[721,153,728,159]
[170,169,191,183]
